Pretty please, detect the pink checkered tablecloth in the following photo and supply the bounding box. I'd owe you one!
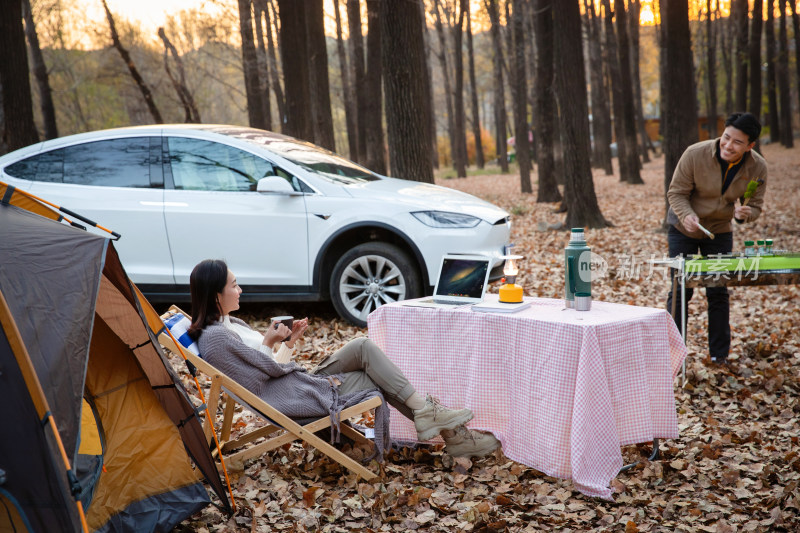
[367,295,687,500]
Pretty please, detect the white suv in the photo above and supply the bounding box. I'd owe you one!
[0,125,510,326]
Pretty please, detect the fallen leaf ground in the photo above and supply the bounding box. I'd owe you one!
[173,144,800,532]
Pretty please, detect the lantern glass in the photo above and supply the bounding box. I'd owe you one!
[502,255,523,276]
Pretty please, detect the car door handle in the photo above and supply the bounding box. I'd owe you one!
[140,201,189,207]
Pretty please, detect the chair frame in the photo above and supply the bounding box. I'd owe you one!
[158,306,380,480]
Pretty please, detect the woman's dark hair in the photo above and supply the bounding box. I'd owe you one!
[725,112,762,142]
[187,259,229,340]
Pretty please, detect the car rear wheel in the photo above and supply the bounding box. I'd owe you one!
[330,242,421,327]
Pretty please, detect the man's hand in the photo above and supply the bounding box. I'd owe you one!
[734,205,752,221]
[682,214,700,232]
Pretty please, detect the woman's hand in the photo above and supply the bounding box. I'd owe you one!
[263,322,291,350]
[285,318,309,348]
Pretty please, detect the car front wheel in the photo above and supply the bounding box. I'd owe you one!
[330,242,421,327]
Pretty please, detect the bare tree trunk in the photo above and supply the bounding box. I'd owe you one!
[766,0,780,142]
[158,28,201,123]
[334,0,358,159]
[512,0,532,194]
[601,0,627,181]
[452,0,468,177]
[504,0,515,141]
[347,0,367,163]
[660,0,698,228]
[22,0,56,139]
[533,0,561,203]
[585,0,613,174]
[101,0,162,124]
[628,0,649,163]
[364,0,386,174]
[555,0,608,228]
[432,0,457,170]
[238,0,268,129]
[720,2,734,114]
[733,0,749,111]
[747,0,763,129]
[791,1,800,127]
[485,0,509,172]
[776,0,793,147]
[276,0,313,141]
[0,0,38,151]
[706,0,719,138]
[420,5,439,170]
[380,0,433,183]
[614,0,642,184]
[305,0,336,150]
[253,0,273,129]
[525,1,537,164]
[466,3,484,169]
[0,85,5,155]
[265,0,286,130]
[552,93,566,187]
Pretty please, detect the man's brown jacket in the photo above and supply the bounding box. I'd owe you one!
[667,138,768,238]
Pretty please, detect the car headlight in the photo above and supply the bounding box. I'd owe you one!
[411,211,482,228]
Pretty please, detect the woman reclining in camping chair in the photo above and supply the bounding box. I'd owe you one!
[187,259,499,461]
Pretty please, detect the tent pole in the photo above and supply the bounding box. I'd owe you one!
[0,291,90,532]
[1,183,121,239]
[46,413,90,533]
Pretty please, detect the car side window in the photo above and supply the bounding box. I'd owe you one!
[166,137,277,192]
[3,137,154,188]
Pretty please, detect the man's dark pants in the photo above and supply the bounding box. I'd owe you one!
[666,226,733,360]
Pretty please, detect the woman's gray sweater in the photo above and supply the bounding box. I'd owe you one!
[197,318,390,459]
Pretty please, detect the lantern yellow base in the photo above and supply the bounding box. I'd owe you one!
[499,283,523,303]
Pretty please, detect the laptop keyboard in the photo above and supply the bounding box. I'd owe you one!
[433,299,468,306]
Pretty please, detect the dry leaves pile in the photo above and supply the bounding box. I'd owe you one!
[174,144,800,532]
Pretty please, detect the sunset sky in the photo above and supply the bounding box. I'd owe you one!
[95,0,663,32]
[78,0,728,48]
[98,0,209,31]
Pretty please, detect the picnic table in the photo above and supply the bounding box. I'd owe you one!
[368,295,687,499]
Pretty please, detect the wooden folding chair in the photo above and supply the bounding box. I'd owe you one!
[158,306,381,479]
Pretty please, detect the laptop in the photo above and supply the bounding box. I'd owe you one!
[402,254,493,308]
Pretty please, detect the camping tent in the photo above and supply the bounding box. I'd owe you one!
[0,182,231,532]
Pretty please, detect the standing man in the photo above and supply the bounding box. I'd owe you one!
[666,112,768,365]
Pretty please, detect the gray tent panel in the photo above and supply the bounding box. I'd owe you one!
[0,323,82,532]
[0,205,107,465]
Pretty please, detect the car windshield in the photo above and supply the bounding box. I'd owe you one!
[226,129,380,184]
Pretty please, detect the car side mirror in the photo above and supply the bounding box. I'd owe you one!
[256,176,300,195]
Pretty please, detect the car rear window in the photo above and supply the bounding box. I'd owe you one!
[4,137,154,188]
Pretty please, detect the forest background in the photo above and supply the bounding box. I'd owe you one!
[1,0,799,229]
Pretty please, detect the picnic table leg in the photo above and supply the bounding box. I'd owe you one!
[679,264,687,387]
[670,264,688,387]
[618,438,660,473]
[670,271,678,319]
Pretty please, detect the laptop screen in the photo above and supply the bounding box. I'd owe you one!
[435,257,491,298]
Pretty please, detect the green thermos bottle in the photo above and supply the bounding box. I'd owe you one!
[565,228,591,308]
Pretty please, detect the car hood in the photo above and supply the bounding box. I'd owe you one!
[342,177,509,223]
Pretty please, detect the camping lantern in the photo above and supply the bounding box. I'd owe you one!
[498,255,524,303]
